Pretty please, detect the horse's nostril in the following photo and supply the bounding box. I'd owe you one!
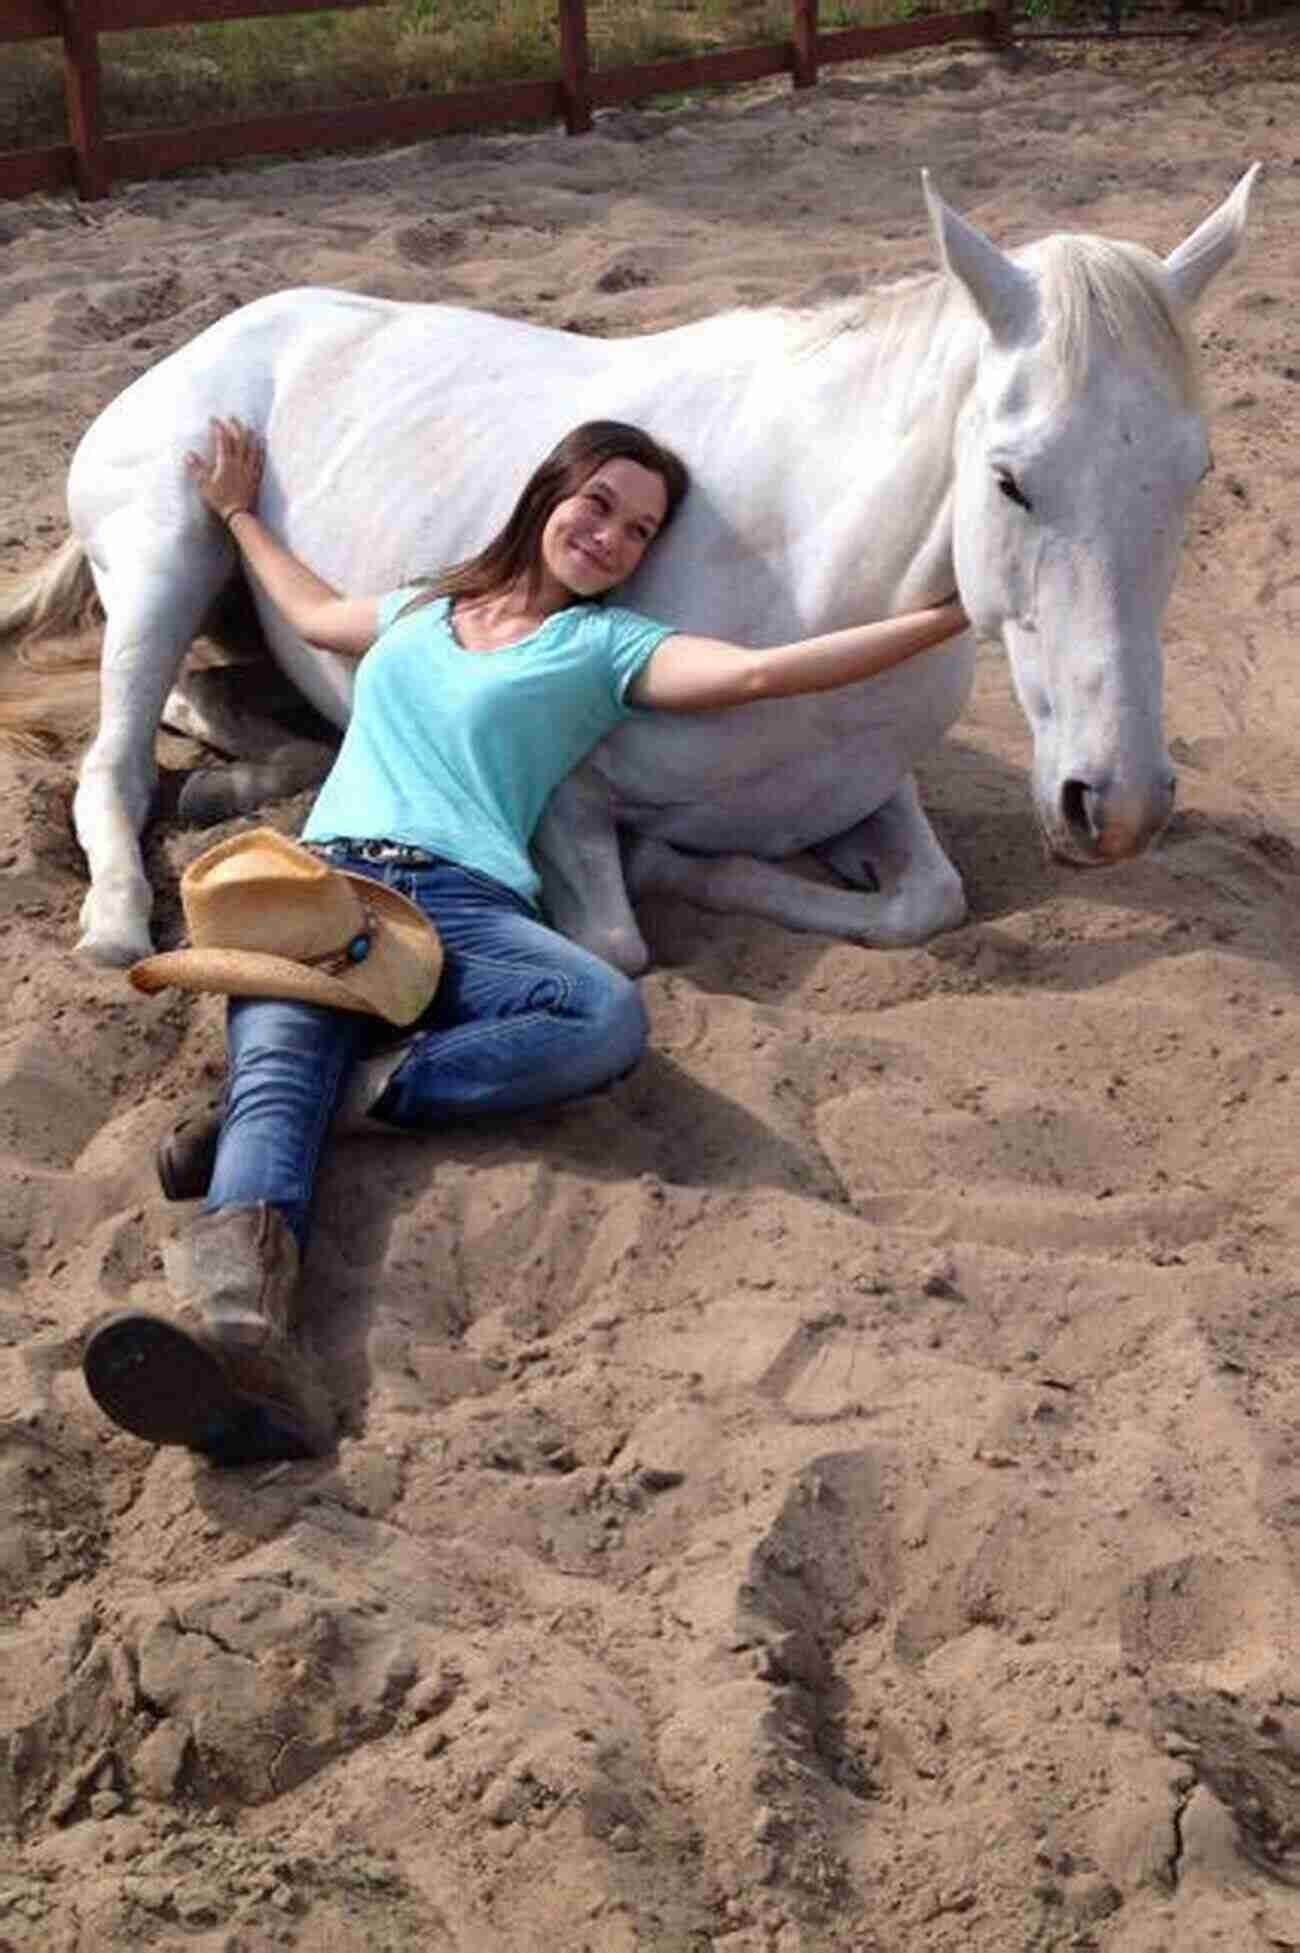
[1061,778,1102,843]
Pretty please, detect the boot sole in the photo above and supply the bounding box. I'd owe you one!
[82,1312,326,1466]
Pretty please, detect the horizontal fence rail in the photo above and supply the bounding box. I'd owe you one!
[1015,0,1204,39]
[1,0,1012,203]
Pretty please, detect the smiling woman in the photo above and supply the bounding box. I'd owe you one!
[539,458,670,603]
[387,420,691,642]
[77,407,967,1469]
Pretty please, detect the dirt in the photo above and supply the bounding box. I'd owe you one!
[1,19,1300,1950]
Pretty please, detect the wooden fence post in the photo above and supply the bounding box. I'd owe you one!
[792,0,818,88]
[987,0,1015,50]
[557,0,592,134]
[56,0,109,199]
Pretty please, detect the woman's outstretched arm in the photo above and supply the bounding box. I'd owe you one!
[628,599,969,712]
[187,417,381,659]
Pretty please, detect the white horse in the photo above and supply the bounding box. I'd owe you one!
[0,169,1259,973]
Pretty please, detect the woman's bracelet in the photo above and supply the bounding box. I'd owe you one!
[222,505,252,529]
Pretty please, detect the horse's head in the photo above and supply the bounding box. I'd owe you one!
[927,166,1259,866]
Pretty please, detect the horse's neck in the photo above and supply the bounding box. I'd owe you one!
[750,284,979,622]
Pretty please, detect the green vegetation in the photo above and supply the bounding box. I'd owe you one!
[1,0,920,154]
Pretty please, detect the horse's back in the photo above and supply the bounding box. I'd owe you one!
[71,289,455,469]
[64,288,605,582]
[87,286,602,418]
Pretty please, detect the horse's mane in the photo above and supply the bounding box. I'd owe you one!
[1023,233,1203,409]
[764,230,1201,410]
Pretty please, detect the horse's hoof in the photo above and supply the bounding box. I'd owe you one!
[76,929,153,968]
[78,883,153,967]
[178,767,239,828]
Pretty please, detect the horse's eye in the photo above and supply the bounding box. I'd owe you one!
[996,470,1032,512]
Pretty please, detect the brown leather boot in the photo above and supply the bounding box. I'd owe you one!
[156,1106,223,1202]
[81,1205,336,1465]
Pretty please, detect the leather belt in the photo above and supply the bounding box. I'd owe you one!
[309,838,439,867]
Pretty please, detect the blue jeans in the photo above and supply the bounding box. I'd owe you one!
[206,852,647,1247]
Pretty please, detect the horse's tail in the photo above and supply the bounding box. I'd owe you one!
[0,535,99,647]
[0,537,103,755]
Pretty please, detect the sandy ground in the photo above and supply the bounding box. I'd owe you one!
[2,19,1300,1951]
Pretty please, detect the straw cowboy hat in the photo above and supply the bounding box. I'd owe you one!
[129,828,442,1025]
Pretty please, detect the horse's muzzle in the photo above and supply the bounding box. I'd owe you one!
[1049,771,1177,864]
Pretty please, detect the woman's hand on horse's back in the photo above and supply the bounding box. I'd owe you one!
[183,415,380,658]
[186,415,265,525]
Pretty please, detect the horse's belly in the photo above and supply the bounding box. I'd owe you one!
[613,760,901,855]
[598,642,974,853]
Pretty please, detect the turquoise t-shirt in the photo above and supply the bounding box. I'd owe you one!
[301,591,675,905]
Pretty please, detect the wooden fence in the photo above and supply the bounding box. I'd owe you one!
[0,0,1012,203]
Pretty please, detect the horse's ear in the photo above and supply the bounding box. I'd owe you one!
[1164,163,1261,312]
[923,169,1037,346]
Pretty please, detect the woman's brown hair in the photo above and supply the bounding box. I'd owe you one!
[399,420,690,621]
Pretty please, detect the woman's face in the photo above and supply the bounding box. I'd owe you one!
[539,457,669,601]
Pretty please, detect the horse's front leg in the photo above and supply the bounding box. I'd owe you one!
[534,766,650,976]
[812,773,967,941]
[628,775,966,949]
[74,538,231,965]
